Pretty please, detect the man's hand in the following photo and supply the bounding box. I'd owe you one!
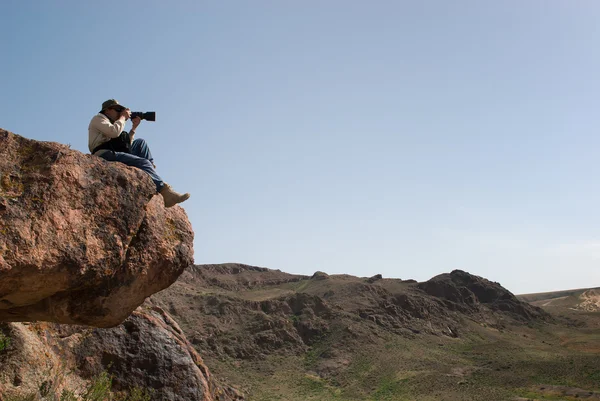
[131,116,142,130]
[120,108,132,121]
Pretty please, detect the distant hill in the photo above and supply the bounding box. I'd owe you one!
[146,264,600,401]
[519,287,600,311]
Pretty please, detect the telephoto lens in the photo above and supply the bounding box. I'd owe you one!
[131,111,156,121]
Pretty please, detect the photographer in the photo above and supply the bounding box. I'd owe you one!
[88,99,190,207]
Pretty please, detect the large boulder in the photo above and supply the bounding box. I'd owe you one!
[73,306,217,400]
[0,129,193,327]
[0,306,245,401]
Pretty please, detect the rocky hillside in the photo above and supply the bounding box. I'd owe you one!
[149,264,566,400]
[153,264,549,356]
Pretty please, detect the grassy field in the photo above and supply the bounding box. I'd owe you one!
[198,317,600,401]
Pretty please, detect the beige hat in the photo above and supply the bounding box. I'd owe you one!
[100,99,128,112]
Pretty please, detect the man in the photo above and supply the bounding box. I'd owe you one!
[88,99,190,207]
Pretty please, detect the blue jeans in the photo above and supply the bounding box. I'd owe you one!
[97,138,164,192]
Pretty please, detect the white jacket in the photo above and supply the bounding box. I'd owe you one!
[88,113,127,154]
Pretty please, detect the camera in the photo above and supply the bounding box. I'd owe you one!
[131,111,156,121]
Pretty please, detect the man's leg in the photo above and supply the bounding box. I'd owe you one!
[98,151,164,192]
[129,138,154,166]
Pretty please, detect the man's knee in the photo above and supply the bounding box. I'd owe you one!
[138,158,154,170]
[132,138,147,147]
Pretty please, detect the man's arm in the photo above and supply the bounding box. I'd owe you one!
[91,114,127,138]
[129,116,142,143]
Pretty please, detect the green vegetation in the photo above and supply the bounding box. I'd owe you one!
[0,331,10,352]
[371,375,409,401]
[297,374,342,399]
[304,326,344,368]
[3,370,152,401]
[118,387,152,401]
[59,391,78,401]
[293,279,311,292]
[80,371,112,401]
[203,319,600,401]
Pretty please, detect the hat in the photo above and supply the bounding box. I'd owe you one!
[100,99,127,112]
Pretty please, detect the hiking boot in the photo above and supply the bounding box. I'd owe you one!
[159,184,190,208]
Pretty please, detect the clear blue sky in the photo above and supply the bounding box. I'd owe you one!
[2,1,600,294]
